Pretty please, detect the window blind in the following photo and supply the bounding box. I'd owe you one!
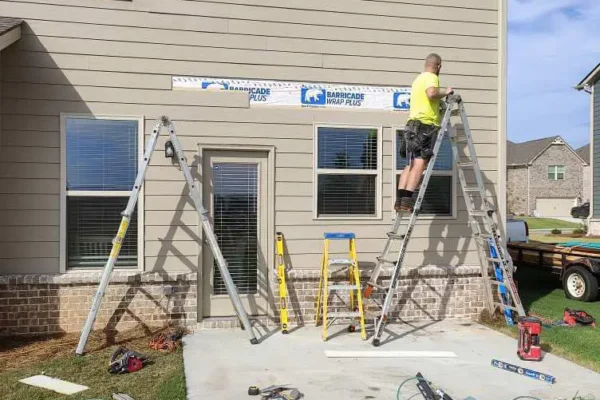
[212,163,259,295]
[317,127,378,170]
[66,118,138,191]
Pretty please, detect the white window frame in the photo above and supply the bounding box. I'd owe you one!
[548,165,565,180]
[59,113,145,273]
[391,125,457,220]
[313,123,383,220]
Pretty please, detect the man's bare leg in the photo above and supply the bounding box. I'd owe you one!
[395,158,429,212]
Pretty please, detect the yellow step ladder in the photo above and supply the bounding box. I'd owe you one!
[315,232,366,341]
[275,232,289,334]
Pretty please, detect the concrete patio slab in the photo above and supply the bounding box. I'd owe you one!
[183,320,600,400]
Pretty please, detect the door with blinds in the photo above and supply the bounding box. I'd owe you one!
[202,151,269,317]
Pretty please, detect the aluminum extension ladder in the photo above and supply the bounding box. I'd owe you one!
[364,94,526,347]
[75,116,258,355]
[315,233,367,341]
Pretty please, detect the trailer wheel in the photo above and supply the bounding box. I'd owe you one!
[563,265,599,302]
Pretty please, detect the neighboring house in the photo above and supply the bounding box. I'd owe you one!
[0,1,507,336]
[575,64,600,234]
[507,136,588,217]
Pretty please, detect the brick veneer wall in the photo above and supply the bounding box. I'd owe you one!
[0,272,197,336]
[1,266,484,336]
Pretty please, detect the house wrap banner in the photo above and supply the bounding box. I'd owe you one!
[172,76,411,112]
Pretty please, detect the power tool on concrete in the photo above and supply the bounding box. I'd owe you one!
[517,317,543,361]
[247,384,302,400]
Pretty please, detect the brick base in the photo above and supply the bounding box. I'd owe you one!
[0,266,485,336]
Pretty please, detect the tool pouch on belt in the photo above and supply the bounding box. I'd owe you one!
[399,120,420,158]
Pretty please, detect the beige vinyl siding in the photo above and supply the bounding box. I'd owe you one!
[0,0,501,274]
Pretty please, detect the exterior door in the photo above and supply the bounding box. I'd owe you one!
[202,151,269,317]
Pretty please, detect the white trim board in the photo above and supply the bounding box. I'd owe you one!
[324,350,457,358]
[19,375,89,395]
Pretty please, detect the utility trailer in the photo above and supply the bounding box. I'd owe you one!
[507,241,600,302]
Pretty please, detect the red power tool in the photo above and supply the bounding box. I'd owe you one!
[517,317,543,361]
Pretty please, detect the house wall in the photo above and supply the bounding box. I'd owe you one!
[0,0,503,335]
[506,166,527,216]
[594,81,600,218]
[583,165,591,203]
[529,144,584,215]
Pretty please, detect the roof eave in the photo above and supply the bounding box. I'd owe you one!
[575,63,600,90]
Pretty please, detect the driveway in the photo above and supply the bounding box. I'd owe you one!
[183,320,600,399]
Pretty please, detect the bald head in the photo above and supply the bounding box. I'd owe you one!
[424,53,442,75]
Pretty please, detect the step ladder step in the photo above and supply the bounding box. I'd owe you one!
[328,259,353,266]
[487,257,503,263]
[464,186,481,193]
[327,311,362,318]
[452,136,468,143]
[457,161,474,168]
[328,284,358,291]
[387,232,405,240]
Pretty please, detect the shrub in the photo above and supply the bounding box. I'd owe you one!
[572,228,585,235]
[551,228,562,235]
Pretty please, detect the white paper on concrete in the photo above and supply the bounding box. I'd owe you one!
[19,375,89,395]
[324,350,458,358]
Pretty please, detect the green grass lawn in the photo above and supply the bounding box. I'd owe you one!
[516,217,581,230]
[484,267,600,373]
[0,326,186,400]
[529,233,600,244]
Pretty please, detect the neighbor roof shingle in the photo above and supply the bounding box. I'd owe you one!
[0,17,22,36]
[576,144,590,164]
[507,137,557,165]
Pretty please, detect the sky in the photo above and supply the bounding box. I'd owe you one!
[507,0,600,149]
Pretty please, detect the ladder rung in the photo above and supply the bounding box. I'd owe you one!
[328,285,358,291]
[387,232,405,240]
[327,312,362,318]
[487,257,503,263]
[464,186,481,193]
[469,210,489,217]
[366,282,387,291]
[453,136,468,143]
[377,257,397,265]
[457,161,474,168]
[328,259,353,266]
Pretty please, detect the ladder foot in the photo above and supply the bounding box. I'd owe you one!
[250,338,259,345]
[347,325,356,333]
[372,338,381,347]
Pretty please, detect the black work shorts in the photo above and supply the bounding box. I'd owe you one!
[398,120,439,161]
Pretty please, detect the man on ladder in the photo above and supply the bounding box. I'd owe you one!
[395,53,454,213]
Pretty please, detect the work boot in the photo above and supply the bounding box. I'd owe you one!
[394,197,414,213]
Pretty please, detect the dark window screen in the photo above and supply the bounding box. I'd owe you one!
[67,197,138,268]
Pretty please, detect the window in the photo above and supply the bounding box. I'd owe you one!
[548,165,565,180]
[314,126,381,218]
[393,128,455,217]
[61,116,143,270]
